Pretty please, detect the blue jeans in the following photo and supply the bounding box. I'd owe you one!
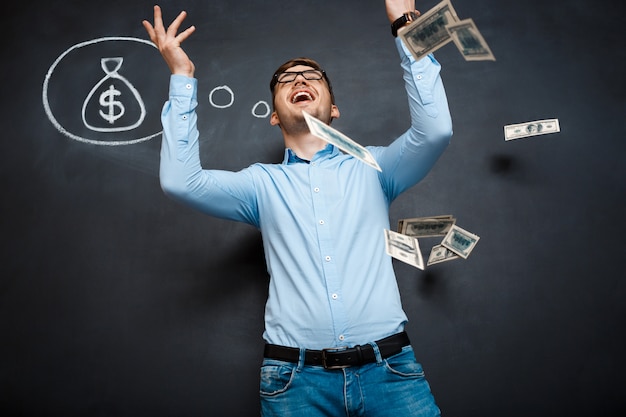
[260,344,441,417]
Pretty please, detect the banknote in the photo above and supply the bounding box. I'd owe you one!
[303,110,382,172]
[427,244,460,266]
[504,119,560,141]
[399,0,460,61]
[441,224,480,259]
[384,229,424,270]
[398,215,456,238]
[446,18,495,61]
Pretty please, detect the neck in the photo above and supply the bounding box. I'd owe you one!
[282,130,328,161]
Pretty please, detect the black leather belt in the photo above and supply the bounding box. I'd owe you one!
[263,331,410,369]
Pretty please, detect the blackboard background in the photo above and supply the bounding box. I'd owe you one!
[2,0,625,416]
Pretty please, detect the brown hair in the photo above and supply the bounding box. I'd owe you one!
[269,57,335,108]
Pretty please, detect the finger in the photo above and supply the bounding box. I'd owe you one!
[151,4,165,33]
[142,20,156,41]
[175,25,196,43]
[166,10,188,37]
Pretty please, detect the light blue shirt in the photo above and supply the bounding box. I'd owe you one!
[159,38,452,349]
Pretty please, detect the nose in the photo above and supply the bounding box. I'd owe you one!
[293,73,309,84]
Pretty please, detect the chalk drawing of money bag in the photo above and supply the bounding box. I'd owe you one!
[82,57,146,132]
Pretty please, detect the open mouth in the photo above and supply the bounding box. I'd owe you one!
[290,89,315,104]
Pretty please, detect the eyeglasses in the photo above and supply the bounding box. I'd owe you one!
[274,69,325,84]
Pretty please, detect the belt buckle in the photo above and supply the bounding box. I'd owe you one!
[321,346,350,369]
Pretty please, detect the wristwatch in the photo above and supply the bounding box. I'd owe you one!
[391,11,420,37]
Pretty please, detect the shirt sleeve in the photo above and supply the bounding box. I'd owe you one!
[374,37,454,201]
[159,75,259,226]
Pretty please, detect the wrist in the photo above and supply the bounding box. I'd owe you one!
[390,10,420,37]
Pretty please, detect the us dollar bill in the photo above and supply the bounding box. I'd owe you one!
[504,119,560,141]
[427,244,460,266]
[398,215,456,238]
[446,18,495,61]
[384,229,424,270]
[399,0,460,61]
[441,224,480,259]
[303,110,382,172]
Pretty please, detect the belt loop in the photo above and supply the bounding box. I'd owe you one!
[369,342,383,365]
[297,348,306,371]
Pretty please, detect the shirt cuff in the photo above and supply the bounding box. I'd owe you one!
[169,74,197,99]
[395,36,437,65]
[394,36,441,117]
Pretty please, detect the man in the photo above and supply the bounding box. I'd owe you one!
[143,1,452,415]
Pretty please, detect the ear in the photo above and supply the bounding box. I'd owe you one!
[331,105,340,120]
[270,111,280,126]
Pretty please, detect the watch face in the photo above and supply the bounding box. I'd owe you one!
[404,11,418,22]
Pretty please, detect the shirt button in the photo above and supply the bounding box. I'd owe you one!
[325,256,331,262]
[313,187,320,193]
[338,335,345,341]
[331,293,338,300]
[182,115,188,120]
[416,74,423,80]
[185,83,192,89]
[319,220,325,225]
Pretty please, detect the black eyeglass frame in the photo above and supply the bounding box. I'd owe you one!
[273,69,326,84]
[269,67,335,105]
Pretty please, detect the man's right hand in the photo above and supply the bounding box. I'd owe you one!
[142,5,196,77]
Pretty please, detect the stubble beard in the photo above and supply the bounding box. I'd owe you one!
[281,107,329,136]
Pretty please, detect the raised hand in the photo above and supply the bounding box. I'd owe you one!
[142,5,196,77]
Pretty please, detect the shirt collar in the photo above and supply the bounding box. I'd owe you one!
[282,143,339,165]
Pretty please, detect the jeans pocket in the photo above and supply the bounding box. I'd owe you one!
[383,346,426,378]
[259,360,297,396]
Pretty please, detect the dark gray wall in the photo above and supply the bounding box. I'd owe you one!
[1,0,625,416]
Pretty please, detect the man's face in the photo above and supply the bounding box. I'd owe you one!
[270,65,339,129]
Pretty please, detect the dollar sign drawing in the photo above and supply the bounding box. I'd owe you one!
[98,84,125,124]
[82,57,146,133]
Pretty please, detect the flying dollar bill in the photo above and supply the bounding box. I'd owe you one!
[302,110,382,172]
[427,244,460,266]
[398,215,456,238]
[504,118,561,141]
[441,224,480,259]
[399,0,460,61]
[384,229,424,270]
[446,18,495,61]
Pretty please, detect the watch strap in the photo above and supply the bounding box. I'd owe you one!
[391,11,420,37]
